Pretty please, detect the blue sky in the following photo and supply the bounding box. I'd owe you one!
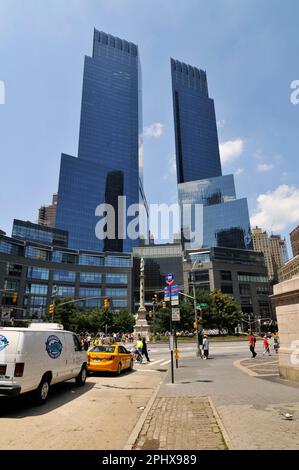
[0,0,299,255]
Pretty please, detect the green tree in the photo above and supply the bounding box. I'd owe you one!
[53,298,81,332]
[155,307,171,333]
[209,289,241,334]
[184,288,213,329]
[97,307,114,333]
[113,310,135,332]
[176,301,194,331]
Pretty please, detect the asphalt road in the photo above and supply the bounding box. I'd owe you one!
[0,340,251,450]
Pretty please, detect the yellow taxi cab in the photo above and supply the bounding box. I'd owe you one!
[87,344,133,375]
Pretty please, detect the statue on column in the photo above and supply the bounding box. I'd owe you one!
[134,257,151,340]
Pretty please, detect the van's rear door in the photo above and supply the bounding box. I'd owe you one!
[0,329,21,382]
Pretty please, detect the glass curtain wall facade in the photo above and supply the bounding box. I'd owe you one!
[178,177,252,250]
[0,233,133,318]
[56,30,147,251]
[171,58,222,184]
[171,59,252,251]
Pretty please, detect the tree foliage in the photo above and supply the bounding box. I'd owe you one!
[154,288,242,334]
[209,289,241,333]
[50,299,135,334]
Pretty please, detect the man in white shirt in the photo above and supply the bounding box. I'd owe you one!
[202,336,209,359]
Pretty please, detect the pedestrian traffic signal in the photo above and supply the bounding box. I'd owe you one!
[49,303,55,316]
[104,297,109,309]
[12,292,18,304]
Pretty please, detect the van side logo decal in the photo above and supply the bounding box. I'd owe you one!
[46,335,63,359]
[0,334,9,352]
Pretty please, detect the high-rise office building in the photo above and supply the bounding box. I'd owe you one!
[38,194,57,228]
[56,30,147,251]
[171,59,222,184]
[252,226,288,280]
[171,59,252,250]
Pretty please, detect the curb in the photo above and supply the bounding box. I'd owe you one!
[233,359,258,377]
[123,378,163,450]
[208,396,233,450]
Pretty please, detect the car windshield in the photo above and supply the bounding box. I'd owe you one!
[91,346,116,353]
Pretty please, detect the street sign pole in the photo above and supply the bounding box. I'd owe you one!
[170,283,174,383]
[166,273,175,384]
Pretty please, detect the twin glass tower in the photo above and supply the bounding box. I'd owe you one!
[56,29,252,253]
[56,30,146,252]
[171,58,252,250]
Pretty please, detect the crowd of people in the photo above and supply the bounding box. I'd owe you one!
[249,331,280,358]
[79,332,151,362]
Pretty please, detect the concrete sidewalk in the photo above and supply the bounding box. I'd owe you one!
[129,351,299,450]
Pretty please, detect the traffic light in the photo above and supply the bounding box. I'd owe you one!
[152,294,158,305]
[162,301,167,310]
[49,303,55,316]
[12,292,18,304]
[104,297,109,309]
[193,320,198,329]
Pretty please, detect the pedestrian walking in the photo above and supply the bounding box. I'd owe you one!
[142,337,151,362]
[202,335,209,359]
[268,333,274,352]
[274,333,280,354]
[263,335,271,356]
[249,331,257,358]
[82,336,89,351]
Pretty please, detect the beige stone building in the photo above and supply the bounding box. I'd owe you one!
[272,275,299,382]
[252,226,288,280]
[278,255,299,282]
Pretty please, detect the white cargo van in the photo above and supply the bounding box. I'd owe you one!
[0,323,87,404]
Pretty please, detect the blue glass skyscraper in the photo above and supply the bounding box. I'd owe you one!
[171,59,252,250]
[56,30,147,252]
[171,59,222,184]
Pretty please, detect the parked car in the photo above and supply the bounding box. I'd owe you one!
[0,323,87,404]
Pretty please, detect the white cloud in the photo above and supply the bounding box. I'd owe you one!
[234,168,244,176]
[251,185,299,231]
[219,138,244,165]
[217,119,226,128]
[144,122,165,138]
[257,163,273,172]
[163,156,177,179]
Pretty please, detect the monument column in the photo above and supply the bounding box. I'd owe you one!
[134,258,151,340]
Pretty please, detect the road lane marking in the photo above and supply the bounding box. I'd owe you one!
[160,359,171,366]
[148,359,166,366]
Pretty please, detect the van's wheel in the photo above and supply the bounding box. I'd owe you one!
[34,376,50,405]
[116,362,122,376]
[75,366,87,386]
